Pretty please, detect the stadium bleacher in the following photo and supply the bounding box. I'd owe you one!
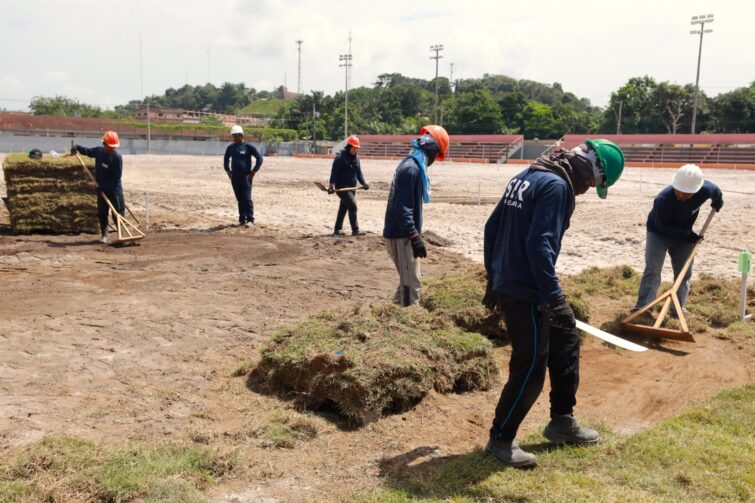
[358,134,523,163]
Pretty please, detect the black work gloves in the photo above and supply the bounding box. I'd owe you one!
[410,236,427,258]
[70,145,78,155]
[363,183,370,190]
[327,186,335,194]
[547,297,576,330]
[482,278,497,312]
[711,199,723,212]
[685,231,703,244]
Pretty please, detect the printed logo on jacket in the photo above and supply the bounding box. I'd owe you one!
[503,178,530,209]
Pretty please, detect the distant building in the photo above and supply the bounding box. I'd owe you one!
[133,106,185,121]
[278,85,300,100]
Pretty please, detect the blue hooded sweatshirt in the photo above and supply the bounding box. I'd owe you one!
[383,156,423,239]
[484,167,571,305]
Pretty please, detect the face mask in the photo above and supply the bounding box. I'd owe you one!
[565,148,595,196]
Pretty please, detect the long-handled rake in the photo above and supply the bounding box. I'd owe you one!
[313,181,366,193]
[620,209,716,342]
[74,152,145,245]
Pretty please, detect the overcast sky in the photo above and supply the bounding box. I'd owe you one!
[1,0,753,112]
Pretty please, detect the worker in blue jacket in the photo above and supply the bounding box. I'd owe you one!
[383,125,448,307]
[71,131,124,244]
[483,140,624,468]
[224,125,263,227]
[633,164,723,312]
[329,135,369,236]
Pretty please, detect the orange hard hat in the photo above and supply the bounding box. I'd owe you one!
[346,135,360,148]
[102,131,120,148]
[419,125,449,161]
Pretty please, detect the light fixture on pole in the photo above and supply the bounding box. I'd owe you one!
[689,13,713,134]
[296,40,303,93]
[339,54,352,137]
[429,44,444,123]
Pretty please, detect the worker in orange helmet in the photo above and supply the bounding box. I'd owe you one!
[71,131,125,244]
[328,135,369,236]
[383,125,449,306]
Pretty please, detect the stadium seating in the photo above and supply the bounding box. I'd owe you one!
[358,134,523,163]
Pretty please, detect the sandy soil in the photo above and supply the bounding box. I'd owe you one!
[0,153,753,502]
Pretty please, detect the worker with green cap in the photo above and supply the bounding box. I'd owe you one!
[482,139,624,468]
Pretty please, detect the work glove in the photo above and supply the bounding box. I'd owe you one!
[482,278,498,312]
[247,171,255,181]
[327,186,335,194]
[70,145,78,155]
[362,183,370,190]
[711,199,723,212]
[410,236,427,258]
[684,231,703,244]
[546,297,576,330]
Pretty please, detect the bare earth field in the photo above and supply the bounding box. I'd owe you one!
[0,153,753,502]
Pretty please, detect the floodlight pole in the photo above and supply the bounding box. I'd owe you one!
[690,14,714,134]
[296,40,303,93]
[339,54,352,137]
[430,44,444,123]
[140,31,151,154]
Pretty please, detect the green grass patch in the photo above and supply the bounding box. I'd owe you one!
[0,436,237,502]
[251,302,497,425]
[352,383,755,502]
[237,99,292,116]
[246,412,319,449]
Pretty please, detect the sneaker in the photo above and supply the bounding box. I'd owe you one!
[543,414,600,445]
[98,234,109,244]
[486,438,537,468]
[332,230,346,236]
[351,229,366,236]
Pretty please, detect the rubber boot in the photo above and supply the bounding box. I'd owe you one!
[351,229,365,236]
[99,230,109,244]
[543,414,600,445]
[332,229,346,236]
[486,438,537,468]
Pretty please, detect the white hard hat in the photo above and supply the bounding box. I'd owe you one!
[230,125,244,135]
[672,164,704,194]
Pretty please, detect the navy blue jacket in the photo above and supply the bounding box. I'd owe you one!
[484,167,570,305]
[74,145,123,193]
[224,141,263,178]
[329,152,366,189]
[647,181,723,239]
[383,157,423,239]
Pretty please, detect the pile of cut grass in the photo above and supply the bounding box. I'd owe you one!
[2,153,98,234]
[251,302,497,425]
[421,265,591,340]
[0,436,237,502]
[354,383,755,502]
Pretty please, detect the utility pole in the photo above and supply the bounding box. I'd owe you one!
[614,100,623,134]
[429,44,444,123]
[449,62,454,91]
[311,90,319,152]
[339,53,352,137]
[689,13,714,134]
[296,40,303,93]
[140,31,151,154]
[207,46,211,84]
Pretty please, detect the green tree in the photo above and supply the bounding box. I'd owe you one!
[443,86,502,134]
[601,76,657,133]
[708,83,755,133]
[29,95,104,117]
[522,101,557,139]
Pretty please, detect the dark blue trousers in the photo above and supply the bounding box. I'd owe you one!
[231,176,253,223]
[490,294,580,441]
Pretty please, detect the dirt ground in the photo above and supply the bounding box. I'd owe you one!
[1,153,753,502]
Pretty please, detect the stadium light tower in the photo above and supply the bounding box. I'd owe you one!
[296,40,303,93]
[339,53,352,137]
[430,44,444,123]
[689,13,713,134]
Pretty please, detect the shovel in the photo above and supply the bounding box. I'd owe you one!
[314,181,366,193]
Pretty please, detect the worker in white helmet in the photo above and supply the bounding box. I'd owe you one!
[632,164,723,313]
[224,125,263,227]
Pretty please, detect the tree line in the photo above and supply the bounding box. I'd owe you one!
[28,75,753,140]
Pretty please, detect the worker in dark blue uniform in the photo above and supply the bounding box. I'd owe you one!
[224,125,263,227]
[71,131,124,244]
[483,140,625,467]
[633,164,723,312]
[383,125,449,306]
[328,135,369,236]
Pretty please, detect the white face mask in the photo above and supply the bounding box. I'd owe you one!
[572,146,603,186]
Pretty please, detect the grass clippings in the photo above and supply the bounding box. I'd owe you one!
[251,302,497,425]
[246,412,319,449]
